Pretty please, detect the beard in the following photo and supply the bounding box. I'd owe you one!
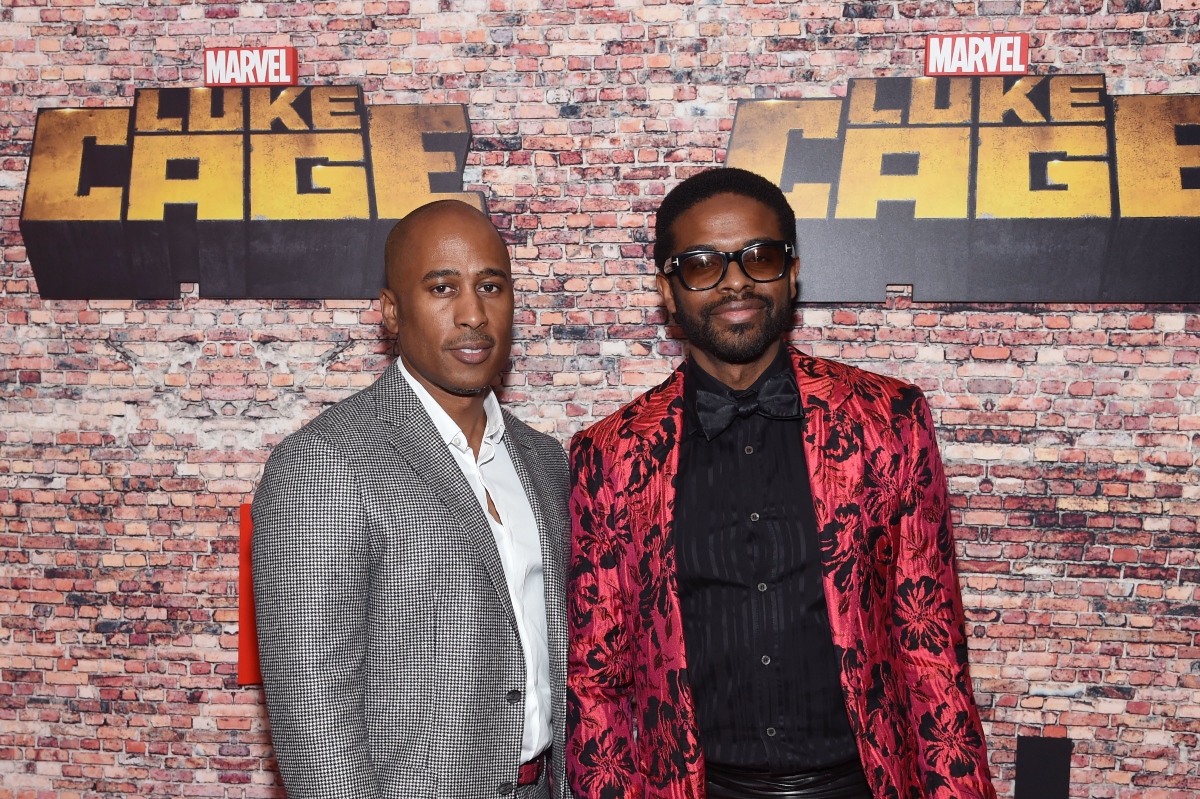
[672,289,792,365]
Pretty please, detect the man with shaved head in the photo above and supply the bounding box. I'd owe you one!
[252,200,571,799]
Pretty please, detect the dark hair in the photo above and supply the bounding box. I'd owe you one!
[652,167,797,271]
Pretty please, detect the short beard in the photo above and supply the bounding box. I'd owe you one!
[673,289,792,365]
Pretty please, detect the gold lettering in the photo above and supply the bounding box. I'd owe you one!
[135,89,183,132]
[126,135,244,221]
[908,78,972,125]
[22,109,129,221]
[847,79,902,125]
[250,87,309,131]
[188,88,244,132]
[369,105,484,218]
[1049,75,1105,123]
[979,77,1046,124]
[1114,95,1200,217]
[834,127,970,219]
[250,133,369,219]
[976,126,1110,218]
[311,86,362,131]
[725,99,843,218]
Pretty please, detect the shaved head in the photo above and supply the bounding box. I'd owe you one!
[384,200,505,292]
[379,198,514,400]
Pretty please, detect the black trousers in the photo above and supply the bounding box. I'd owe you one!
[705,758,874,799]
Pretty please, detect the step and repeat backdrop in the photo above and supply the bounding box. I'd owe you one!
[1,1,1199,797]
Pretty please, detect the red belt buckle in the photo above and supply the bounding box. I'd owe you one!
[518,753,545,786]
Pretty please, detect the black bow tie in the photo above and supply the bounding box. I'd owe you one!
[693,369,802,440]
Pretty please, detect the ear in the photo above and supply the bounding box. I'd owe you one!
[655,272,678,317]
[788,254,799,303]
[380,286,402,335]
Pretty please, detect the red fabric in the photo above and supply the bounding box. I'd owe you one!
[238,503,263,686]
[566,348,997,799]
[519,754,546,786]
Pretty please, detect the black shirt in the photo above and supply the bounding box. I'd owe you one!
[673,346,861,773]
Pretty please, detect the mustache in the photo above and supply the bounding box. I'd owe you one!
[445,332,497,349]
[699,290,773,317]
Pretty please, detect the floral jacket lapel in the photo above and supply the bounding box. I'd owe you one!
[788,347,869,646]
[625,366,688,645]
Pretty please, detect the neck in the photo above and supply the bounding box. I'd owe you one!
[689,339,783,392]
[399,354,491,457]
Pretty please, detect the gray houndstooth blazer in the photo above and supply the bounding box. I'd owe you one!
[251,360,571,799]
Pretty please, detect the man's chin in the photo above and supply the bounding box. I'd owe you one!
[701,327,778,364]
[438,380,492,398]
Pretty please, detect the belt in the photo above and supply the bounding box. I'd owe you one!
[706,758,873,799]
[518,749,548,787]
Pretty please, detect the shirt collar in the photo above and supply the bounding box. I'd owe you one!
[683,343,796,438]
[395,356,505,455]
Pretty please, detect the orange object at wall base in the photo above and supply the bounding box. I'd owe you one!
[238,503,263,686]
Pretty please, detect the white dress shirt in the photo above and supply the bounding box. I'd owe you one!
[397,357,552,762]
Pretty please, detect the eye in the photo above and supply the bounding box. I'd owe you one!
[479,282,504,295]
[431,283,454,295]
[680,253,723,272]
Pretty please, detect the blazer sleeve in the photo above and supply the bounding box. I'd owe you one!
[251,431,381,799]
[892,389,997,799]
[566,433,644,799]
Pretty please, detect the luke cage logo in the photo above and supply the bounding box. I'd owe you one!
[727,76,1200,302]
[20,86,483,299]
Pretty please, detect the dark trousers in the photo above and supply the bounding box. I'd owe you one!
[705,758,874,799]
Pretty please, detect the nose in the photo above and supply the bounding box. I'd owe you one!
[454,288,487,330]
[716,253,753,293]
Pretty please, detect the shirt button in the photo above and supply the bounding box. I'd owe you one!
[498,782,515,795]
[744,445,754,455]
[761,655,771,665]
[749,512,760,522]
[758,582,768,592]
[506,689,521,704]
[766,727,777,737]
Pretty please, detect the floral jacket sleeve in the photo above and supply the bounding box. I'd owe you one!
[889,390,995,798]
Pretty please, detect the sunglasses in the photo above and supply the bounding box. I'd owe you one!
[664,240,795,291]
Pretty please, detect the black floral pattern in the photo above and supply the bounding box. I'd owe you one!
[919,704,986,779]
[894,576,955,655]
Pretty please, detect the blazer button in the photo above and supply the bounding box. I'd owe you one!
[499,782,514,795]
[506,689,521,704]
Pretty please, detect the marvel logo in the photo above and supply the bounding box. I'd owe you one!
[204,47,298,87]
[925,34,1030,77]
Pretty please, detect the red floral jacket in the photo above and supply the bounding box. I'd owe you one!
[566,347,997,799]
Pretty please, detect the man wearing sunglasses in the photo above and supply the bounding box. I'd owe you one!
[566,168,995,799]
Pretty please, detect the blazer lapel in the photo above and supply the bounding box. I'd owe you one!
[504,415,572,798]
[627,367,687,600]
[788,346,863,643]
[503,421,552,555]
[373,363,519,634]
[503,417,568,661]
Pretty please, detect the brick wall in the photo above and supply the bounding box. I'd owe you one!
[2,1,1199,796]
